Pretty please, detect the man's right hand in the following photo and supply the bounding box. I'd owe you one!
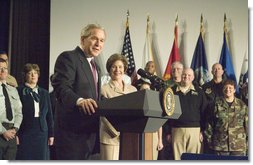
[3,129,16,141]
[77,98,98,115]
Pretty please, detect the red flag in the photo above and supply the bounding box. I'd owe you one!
[163,17,181,80]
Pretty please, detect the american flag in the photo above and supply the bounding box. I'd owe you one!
[121,25,138,84]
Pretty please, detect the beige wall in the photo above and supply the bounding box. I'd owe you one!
[50,0,248,90]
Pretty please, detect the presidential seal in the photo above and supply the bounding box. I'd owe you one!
[163,87,175,116]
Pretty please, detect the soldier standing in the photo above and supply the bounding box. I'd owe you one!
[170,68,207,160]
[202,63,225,104]
[204,79,248,156]
[201,63,225,154]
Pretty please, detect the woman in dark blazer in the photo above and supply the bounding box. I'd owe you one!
[16,63,54,160]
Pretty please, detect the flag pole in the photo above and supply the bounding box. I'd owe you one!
[200,14,204,38]
[224,13,229,50]
[175,14,178,43]
[146,14,150,34]
[224,13,227,33]
[146,14,152,62]
[126,10,129,27]
[175,14,178,25]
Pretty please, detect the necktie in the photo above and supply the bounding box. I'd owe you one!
[90,59,98,98]
[22,86,40,102]
[2,84,13,121]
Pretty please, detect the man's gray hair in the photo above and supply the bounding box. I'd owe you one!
[171,61,184,69]
[80,24,106,38]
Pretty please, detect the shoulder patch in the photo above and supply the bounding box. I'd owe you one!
[205,88,212,94]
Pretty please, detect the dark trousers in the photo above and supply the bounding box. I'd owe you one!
[0,136,17,160]
[55,129,97,160]
[158,141,174,160]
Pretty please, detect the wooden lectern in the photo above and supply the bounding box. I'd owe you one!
[98,89,181,160]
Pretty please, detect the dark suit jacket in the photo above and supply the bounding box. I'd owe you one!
[17,85,54,137]
[52,46,101,158]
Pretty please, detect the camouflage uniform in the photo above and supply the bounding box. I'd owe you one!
[201,80,224,154]
[204,97,248,155]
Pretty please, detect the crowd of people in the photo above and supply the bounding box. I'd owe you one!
[0,54,53,160]
[0,24,248,160]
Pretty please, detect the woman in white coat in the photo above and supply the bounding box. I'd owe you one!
[100,53,137,160]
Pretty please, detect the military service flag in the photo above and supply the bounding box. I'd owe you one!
[219,32,237,84]
[163,16,181,80]
[190,15,210,86]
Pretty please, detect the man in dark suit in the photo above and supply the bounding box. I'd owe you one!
[52,24,106,160]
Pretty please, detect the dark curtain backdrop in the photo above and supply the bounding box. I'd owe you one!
[11,0,50,89]
[0,0,10,51]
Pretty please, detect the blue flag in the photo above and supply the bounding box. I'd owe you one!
[219,32,237,83]
[121,25,137,84]
[190,33,210,86]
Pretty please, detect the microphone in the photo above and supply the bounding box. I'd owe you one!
[137,68,153,79]
[137,69,165,88]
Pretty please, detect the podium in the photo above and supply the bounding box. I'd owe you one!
[98,89,181,160]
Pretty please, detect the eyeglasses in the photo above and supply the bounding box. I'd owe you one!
[0,67,8,72]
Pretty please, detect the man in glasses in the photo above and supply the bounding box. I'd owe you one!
[0,51,18,87]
